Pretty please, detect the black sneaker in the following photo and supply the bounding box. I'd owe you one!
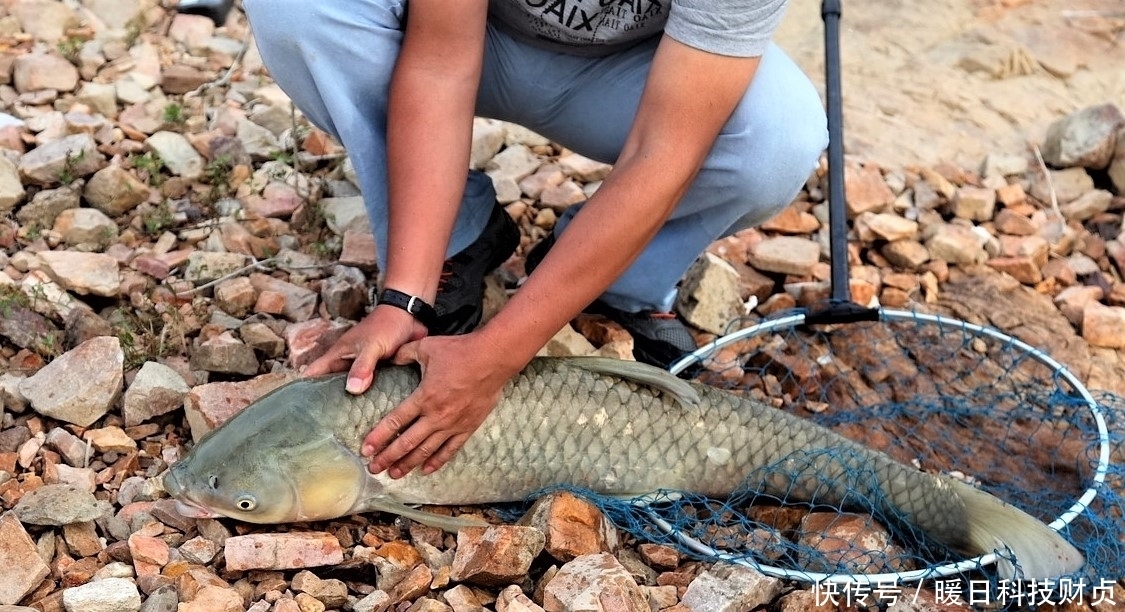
[524,233,701,376]
[431,203,520,335]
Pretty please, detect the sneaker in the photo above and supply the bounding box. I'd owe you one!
[524,233,701,376]
[431,203,520,335]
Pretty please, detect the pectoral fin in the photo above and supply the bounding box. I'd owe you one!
[364,496,489,532]
[566,357,701,408]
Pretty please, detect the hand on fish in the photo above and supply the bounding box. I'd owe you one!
[303,307,514,478]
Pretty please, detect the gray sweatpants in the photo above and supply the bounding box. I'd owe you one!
[243,0,828,312]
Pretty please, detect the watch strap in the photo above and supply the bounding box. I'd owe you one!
[378,288,438,331]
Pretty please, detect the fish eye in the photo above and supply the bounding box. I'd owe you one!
[236,495,257,511]
[208,475,219,489]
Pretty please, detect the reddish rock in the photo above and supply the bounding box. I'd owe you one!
[844,164,895,217]
[450,526,546,587]
[519,491,617,562]
[542,553,648,612]
[284,318,353,370]
[797,512,912,573]
[224,532,345,571]
[183,372,295,440]
[0,512,51,605]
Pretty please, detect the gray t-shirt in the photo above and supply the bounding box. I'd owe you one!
[488,0,787,57]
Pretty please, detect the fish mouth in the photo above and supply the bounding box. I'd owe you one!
[163,467,222,519]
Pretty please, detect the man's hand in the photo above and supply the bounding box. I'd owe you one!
[361,332,515,477]
[302,306,425,393]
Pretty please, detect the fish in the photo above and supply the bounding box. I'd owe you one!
[163,356,1084,579]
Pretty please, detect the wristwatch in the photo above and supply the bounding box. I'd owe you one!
[378,288,438,331]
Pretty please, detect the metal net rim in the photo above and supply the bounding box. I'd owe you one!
[663,307,1112,584]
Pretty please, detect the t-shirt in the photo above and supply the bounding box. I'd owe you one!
[488,0,787,58]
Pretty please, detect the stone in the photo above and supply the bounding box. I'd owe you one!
[857,212,918,242]
[13,52,79,93]
[1054,285,1104,327]
[1029,167,1093,204]
[949,186,995,221]
[182,252,249,284]
[129,533,170,576]
[63,520,103,556]
[980,152,1029,178]
[797,512,911,573]
[0,513,50,605]
[760,205,820,235]
[53,207,118,250]
[680,564,782,612]
[519,491,618,563]
[995,182,1027,207]
[537,324,597,357]
[556,153,612,182]
[214,277,257,317]
[84,426,137,453]
[471,119,507,170]
[190,333,260,376]
[161,64,211,95]
[237,119,281,161]
[61,577,141,612]
[986,256,1041,285]
[145,131,204,180]
[291,571,349,608]
[0,157,24,211]
[450,526,546,587]
[178,536,220,565]
[340,229,378,270]
[542,553,648,612]
[13,483,107,525]
[539,180,587,212]
[239,322,286,358]
[1082,303,1125,349]
[18,133,103,186]
[844,164,895,216]
[252,182,304,218]
[1060,189,1113,222]
[485,144,542,183]
[675,252,744,335]
[993,208,1036,236]
[1041,103,1124,169]
[924,224,987,266]
[354,591,392,612]
[442,585,484,612]
[881,239,930,269]
[122,361,190,427]
[183,372,295,440]
[1110,130,1125,194]
[748,236,821,276]
[84,165,153,216]
[46,427,89,467]
[36,250,120,296]
[16,184,81,227]
[20,336,123,427]
[224,532,345,571]
[247,274,317,322]
[320,269,367,320]
[637,544,679,571]
[320,196,369,235]
[176,586,242,612]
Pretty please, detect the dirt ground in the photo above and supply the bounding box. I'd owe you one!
[774,0,1125,168]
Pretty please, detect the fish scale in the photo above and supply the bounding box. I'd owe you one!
[165,356,1084,579]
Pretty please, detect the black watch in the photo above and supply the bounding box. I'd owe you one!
[378,288,438,331]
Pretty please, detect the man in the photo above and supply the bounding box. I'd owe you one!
[242,0,827,479]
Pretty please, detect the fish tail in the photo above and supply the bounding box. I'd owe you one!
[948,478,1084,580]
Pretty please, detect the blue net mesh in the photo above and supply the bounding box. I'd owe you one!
[495,308,1123,590]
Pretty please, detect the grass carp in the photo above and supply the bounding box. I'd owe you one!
[163,357,1083,579]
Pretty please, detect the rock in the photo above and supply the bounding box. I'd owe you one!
[224,532,345,571]
[1060,189,1113,222]
[1082,303,1125,349]
[797,512,911,573]
[84,426,136,453]
[542,553,649,612]
[924,224,987,266]
[485,144,542,183]
[1029,167,1093,204]
[248,273,318,322]
[845,164,895,216]
[213,277,257,318]
[145,131,204,180]
[182,252,250,284]
[539,180,587,212]
[388,564,433,605]
[949,186,995,222]
[1109,130,1125,194]
[13,52,79,93]
[881,239,930,269]
[680,564,782,612]
[16,183,81,227]
[760,205,820,235]
[537,324,597,357]
[340,229,378,270]
[122,361,190,427]
[20,336,123,427]
[995,182,1026,207]
[748,236,821,276]
[161,64,211,95]
[236,119,281,161]
[190,333,260,376]
[980,152,1028,178]
[471,119,507,170]
[291,570,349,608]
[128,532,170,576]
[1041,103,1124,169]
[12,1,80,41]
[239,321,286,358]
[0,513,51,605]
[985,256,1041,285]
[637,544,679,571]
[46,427,90,467]
[183,372,295,440]
[84,165,153,216]
[0,157,24,211]
[176,586,242,612]
[61,577,141,612]
[855,212,919,242]
[18,133,103,186]
[320,267,367,320]
[53,207,118,251]
[442,585,484,612]
[519,491,618,563]
[321,196,369,235]
[251,181,304,218]
[556,153,612,183]
[354,591,392,612]
[675,252,744,335]
[13,483,107,525]
[36,250,120,296]
[451,526,546,587]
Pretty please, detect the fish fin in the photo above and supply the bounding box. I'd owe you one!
[565,357,700,408]
[365,496,489,533]
[948,478,1084,580]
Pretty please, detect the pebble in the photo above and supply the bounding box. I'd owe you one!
[13,483,108,525]
[183,372,295,440]
[680,564,782,612]
[518,491,618,563]
[542,553,649,612]
[61,577,142,612]
[19,336,124,427]
[451,526,546,587]
[0,513,51,605]
[121,361,190,427]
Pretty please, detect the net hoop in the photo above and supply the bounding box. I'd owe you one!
[663,307,1112,584]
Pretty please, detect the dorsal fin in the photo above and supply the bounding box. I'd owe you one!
[564,357,701,408]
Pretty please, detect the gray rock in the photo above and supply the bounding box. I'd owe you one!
[320,196,368,236]
[1041,103,1124,170]
[236,118,281,161]
[1060,189,1113,222]
[13,484,109,526]
[542,553,648,612]
[15,183,81,227]
[53,207,119,250]
[190,333,260,376]
[84,165,153,216]
[924,224,988,266]
[61,577,141,612]
[675,252,744,335]
[19,336,124,427]
[122,361,190,427]
[13,51,79,93]
[748,236,821,276]
[183,251,250,283]
[681,564,782,612]
[17,133,103,186]
[249,273,318,322]
[1029,167,1094,204]
[980,152,1029,178]
[145,131,204,180]
[239,322,286,358]
[320,267,367,320]
[137,585,178,612]
[46,427,91,467]
[485,144,541,183]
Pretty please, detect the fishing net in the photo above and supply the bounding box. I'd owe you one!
[509,307,1122,600]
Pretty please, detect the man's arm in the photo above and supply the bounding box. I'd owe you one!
[365,36,764,477]
[303,0,489,388]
